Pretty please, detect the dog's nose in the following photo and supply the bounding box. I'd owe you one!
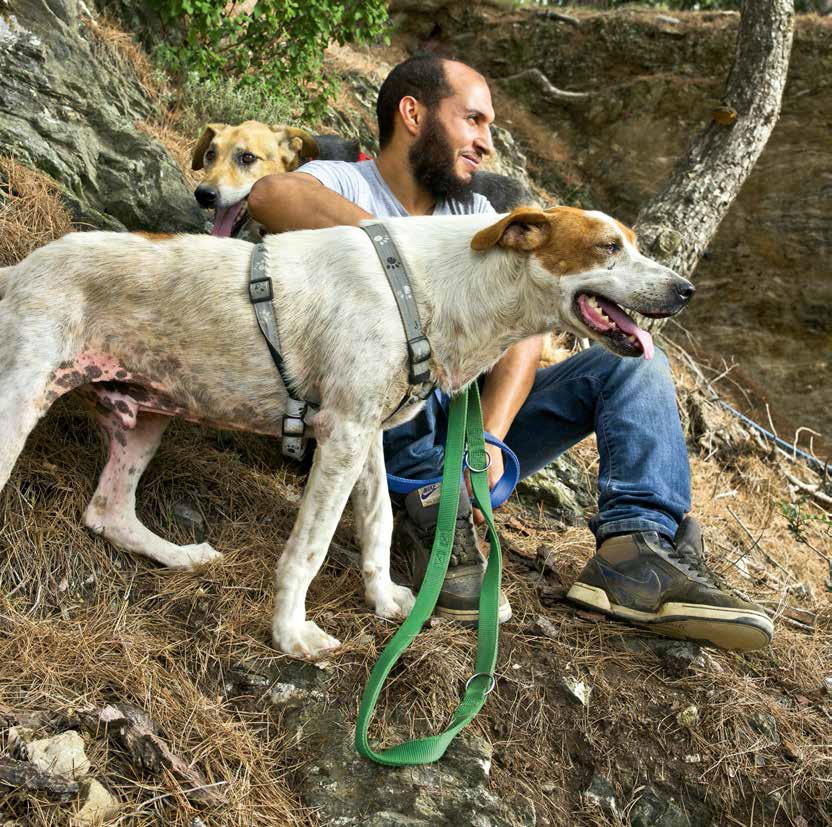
[195,185,218,208]
[676,279,696,302]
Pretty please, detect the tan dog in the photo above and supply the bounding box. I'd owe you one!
[192,121,319,237]
[0,207,693,658]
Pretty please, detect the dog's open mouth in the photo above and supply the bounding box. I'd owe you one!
[575,293,664,360]
[211,202,248,238]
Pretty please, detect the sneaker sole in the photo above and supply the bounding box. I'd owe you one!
[435,599,513,626]
[566,583,773,651]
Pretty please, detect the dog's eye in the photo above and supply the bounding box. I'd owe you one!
[204,149,216,163]
[240,152,257,165]
[601,242,620,254]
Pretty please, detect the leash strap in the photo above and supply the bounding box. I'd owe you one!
[361,222,432,385]
[355,382,501,765]
[248,243,312,460]
[386,431,520,510]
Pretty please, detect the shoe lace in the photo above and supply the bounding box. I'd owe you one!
[664,538,720,587]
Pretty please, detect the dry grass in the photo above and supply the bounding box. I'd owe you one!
[0,158,74,266]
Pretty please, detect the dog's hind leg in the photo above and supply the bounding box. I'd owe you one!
[271,415,375,659]
[351,432,416,621]
[83,410,222,569]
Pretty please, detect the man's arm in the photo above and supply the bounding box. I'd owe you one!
[247,172,372,232]
[469,335,543,523]
[481,335,544,441]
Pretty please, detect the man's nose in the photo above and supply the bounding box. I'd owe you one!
[476,126,494,157]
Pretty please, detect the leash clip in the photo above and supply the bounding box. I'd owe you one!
[465,671,497,695]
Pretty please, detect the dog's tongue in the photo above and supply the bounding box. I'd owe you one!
[210,202,245,237]
[596,296,654,360]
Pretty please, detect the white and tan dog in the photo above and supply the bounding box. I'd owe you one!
[0,207,693,658]
[192,120,319,238]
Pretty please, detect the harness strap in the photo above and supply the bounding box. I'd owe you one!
[361,222,433,386]
[248,243,313,460]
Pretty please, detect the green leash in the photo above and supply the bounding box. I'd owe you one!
[355,382,502,765]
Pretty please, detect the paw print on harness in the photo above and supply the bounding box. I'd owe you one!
[385,256,401,270]
[373,233,391,245]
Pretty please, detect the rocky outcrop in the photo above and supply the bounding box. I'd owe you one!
[0,0,202,231]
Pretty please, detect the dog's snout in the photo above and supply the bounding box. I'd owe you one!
[675,278,695,302]
[195,185,218,208]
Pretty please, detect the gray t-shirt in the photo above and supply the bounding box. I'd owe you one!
[299,159,495,217]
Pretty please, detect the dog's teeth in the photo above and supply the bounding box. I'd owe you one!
[588,297,600,309]
[627,334,636,343]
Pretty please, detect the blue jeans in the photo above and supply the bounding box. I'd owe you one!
[383,345,691,542]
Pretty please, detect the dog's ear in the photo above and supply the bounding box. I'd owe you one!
[191,123,228,171]
[471,208,552,252]
[273,126,319,163]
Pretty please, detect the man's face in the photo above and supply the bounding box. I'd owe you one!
[408,65,495,203]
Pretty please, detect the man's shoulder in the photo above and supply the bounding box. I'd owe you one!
[441,192,497,216]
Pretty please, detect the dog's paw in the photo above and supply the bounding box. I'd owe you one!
[272,620,342,660]
[373,583,416,621]
[173,542,223,569]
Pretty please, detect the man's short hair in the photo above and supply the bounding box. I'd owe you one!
[376,55,455,150]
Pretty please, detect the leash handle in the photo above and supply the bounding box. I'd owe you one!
[355,383,501,766]
[386,432,520,509]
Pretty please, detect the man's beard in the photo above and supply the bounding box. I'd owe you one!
[408,113,476,205]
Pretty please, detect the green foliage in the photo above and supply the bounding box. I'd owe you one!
[148,0,389,117]
[527,0,824,12]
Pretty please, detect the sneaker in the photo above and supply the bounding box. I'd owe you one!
[566,516,773,650]
[392,482,512,625]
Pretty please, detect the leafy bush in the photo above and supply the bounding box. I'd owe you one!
[147,0,388,117]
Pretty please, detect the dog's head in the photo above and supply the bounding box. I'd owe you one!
[191,120,319,237]
[472,206,694,359]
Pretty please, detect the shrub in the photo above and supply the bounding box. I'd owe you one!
[147,0,389,117]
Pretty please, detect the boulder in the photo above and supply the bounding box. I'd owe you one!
[0,0,203,232]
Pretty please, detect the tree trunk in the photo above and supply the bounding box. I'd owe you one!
[635,0,794,332]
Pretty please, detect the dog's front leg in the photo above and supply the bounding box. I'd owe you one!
[272,415,375,659]
[351,432,416,620]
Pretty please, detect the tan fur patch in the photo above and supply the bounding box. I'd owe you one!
[134,232,176,241]
[534,206,621,276]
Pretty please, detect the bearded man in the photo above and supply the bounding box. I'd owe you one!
[247,55,772,651]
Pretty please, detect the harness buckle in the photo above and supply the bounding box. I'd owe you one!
[407,335,432,385]
[281,397,308,459]
[249,276,273,304]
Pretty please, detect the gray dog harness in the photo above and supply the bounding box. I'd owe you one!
[248,243,313,460]
[248,225,434,458]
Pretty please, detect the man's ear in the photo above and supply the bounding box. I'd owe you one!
[471,208,552,252]
[191,123,228,171]
[273,126,319,162]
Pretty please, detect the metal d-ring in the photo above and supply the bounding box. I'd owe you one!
[465,671,497,695]
[464,450,492,474]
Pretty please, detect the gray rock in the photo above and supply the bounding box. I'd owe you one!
[749,711,779,745]
[630,785,691,827]
[171,502,206,543]
[620,637,701,678]
[1,0,203,232]
[516,455,594,526]
[582,774,619,819]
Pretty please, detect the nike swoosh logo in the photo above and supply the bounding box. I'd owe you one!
[596,560,664,610]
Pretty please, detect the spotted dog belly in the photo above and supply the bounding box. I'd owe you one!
[43,351,280,436]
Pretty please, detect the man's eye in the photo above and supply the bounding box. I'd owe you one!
[241,152,257,165]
